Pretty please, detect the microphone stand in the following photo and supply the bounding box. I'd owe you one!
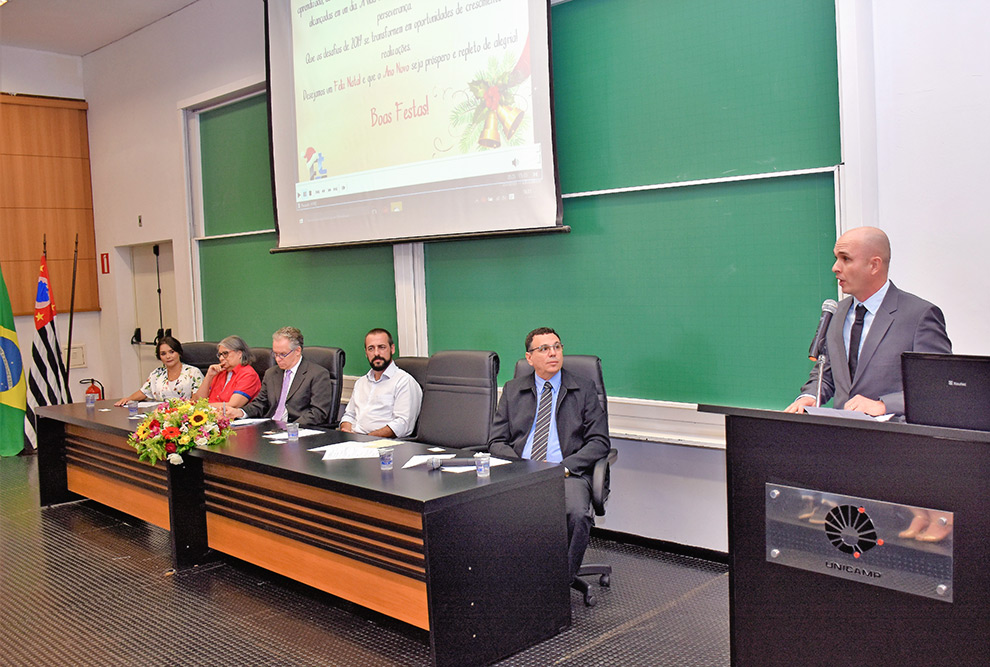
[814,349,827,408]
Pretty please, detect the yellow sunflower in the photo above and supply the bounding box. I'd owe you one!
[135,423,150,440]
[189,411,209,427]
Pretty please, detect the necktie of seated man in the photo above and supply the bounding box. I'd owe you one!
[530,381,553,462]
[274,369,292,421]
[848,304,867,379]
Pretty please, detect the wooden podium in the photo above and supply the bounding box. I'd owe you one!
[700,406,990,666]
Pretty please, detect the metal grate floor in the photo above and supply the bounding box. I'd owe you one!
[0,455,728,666]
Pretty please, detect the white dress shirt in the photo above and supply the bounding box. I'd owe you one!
[341,361,423,438]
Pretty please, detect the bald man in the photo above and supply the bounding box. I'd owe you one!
[785,226,951,417]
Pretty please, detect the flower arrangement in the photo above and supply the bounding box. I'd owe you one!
[128,398,232,465]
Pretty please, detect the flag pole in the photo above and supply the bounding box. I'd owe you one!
[63,234,79,402]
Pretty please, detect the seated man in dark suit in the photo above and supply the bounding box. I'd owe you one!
[488,327,611,580]
[785,226,951,417]
[226,326,334,427]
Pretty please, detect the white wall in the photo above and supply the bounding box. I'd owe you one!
[82,0,266,397]
[871,0,990,354]
[0,45,84,98]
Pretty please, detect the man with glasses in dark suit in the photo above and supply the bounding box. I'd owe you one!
[227,326,334,427]
[488,327,611,581]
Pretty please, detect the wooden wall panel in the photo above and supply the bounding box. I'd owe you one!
[1,94,100,316]
[0,155,94,209]
[1,258,100,315]
[0,102,89,158]
[0,209,96,260]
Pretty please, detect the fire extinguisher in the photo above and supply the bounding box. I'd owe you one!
[80,378,105,400]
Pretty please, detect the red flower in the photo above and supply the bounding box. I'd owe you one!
[484,85,500,110]
[162,426,181,439]
[165,443,177,453]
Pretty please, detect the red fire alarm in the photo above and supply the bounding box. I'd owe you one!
[100,253,110,274]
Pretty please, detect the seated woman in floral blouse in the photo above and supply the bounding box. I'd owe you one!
[114,336,204,406]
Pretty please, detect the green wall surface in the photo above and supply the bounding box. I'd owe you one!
[551,0,840,193]
[199,233,396,369]
[425,172,837,407]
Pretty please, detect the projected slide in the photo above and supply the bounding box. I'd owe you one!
[267,0,560,248]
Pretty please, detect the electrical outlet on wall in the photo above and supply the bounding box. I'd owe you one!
[62,345,86,369]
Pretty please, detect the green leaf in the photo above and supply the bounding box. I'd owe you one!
[468,80,488,99]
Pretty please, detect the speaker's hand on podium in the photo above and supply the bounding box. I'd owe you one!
[784,396,816,414]
[842,395,886,416]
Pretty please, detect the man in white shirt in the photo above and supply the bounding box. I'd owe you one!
[340,328,423,438]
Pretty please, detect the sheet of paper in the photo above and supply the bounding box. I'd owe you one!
[230,418,268,426]
[805,406,893,422]
[264,428,324,441]
[137,401,162,409]
[439,457,513,473]
[402,453,456,469]
[318,443,383,460]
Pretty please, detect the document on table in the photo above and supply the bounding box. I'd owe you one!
[402,453,455,469]
[439,458,513,473]
[230,418,268,426]
[805,406,893,422]
[309,440,407,460]
[263,428,324,441]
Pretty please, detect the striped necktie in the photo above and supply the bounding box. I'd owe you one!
[530,381,553,462]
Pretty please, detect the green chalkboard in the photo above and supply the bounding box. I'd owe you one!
[551,0,840,193]
[198,97,397,365]
[198,232,396,367]
[425,172,837,408]
[200,95,275,236]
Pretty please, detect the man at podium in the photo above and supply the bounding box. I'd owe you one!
[785,226,951,417]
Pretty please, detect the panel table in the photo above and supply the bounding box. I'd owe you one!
[38,402,570,666]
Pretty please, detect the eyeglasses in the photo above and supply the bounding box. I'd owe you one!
[528,343,564,355]
[274,348,298,360]
[217,350,232,360]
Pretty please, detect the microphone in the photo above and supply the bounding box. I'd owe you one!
[428,457,479,470]
[808,299,838,361]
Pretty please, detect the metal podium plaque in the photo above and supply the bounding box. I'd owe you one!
[765,483,954,602]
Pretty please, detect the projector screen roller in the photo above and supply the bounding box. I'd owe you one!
[265,0,562,249]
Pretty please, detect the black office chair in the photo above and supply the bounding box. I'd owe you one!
[415,350,499,450]
[513,355,617,606]
[181,341,219,375]
[395,356,429,389]
[249,347,273,380]
[304,346,346,427]
[395,356,429,436]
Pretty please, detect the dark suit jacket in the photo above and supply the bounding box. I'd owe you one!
[242,358,334,426]
[800,282,951,415]
[488,368,610,477]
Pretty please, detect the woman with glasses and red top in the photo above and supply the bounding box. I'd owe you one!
[190,335,261,410]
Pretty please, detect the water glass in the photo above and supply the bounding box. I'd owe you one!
[127,401,139,418]
[379,446,394,472]
[474,452,491,478]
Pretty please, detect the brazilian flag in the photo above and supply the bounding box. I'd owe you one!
[1,263,26,457]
